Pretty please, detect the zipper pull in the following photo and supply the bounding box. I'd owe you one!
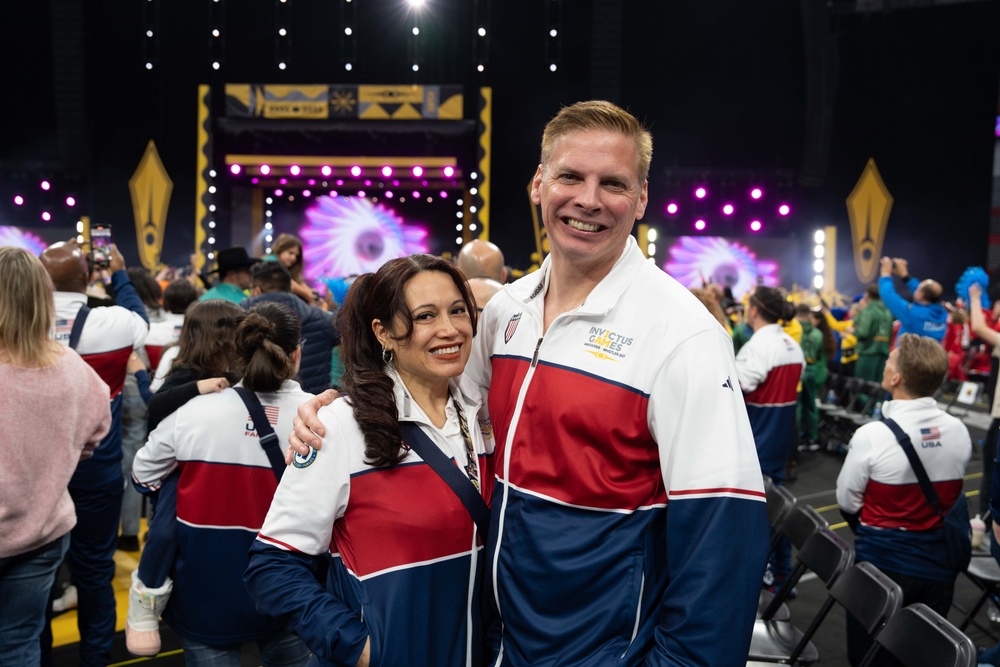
[531,337,543,367]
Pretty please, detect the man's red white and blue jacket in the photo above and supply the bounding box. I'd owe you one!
[464,237,769,666]
[54,271,149,487]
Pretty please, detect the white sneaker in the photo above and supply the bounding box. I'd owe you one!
[52,584,78,613]
[125,570,172,656]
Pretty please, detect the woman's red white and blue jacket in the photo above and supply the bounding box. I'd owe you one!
[245,368,495,667]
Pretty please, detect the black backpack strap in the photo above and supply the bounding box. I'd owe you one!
[400,422,490,542]
[68,305,90,350]
[883,418,943,515]
[234,387,285,482]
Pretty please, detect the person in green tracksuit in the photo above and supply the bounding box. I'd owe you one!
[796,305,838,450]
[854,283,894,382]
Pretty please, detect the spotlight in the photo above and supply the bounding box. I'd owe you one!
[478,27,486,37]
[477,64,484,72]
[357,190,366,198]
[350,165,362,177]
[412,191,420,199]
[251,178,259,184]
[289,165,301,176]
[279,178,288,185]
[41,181,51,191]
[308,179,316,186]
[550,64,557,72]
[381,166,393,178]
[750,220,762,232]
[694,219,706,231]
[66,196,76,207]
[212,61,220,70]
[813,259,824,273]
[814,246,825,258]
[230,164,241,175]
[278,62,287,70]
[260,164,271,176]
[722,204,734,215]
[412,165,424,178]
[750,188,763,200]
[274,189,283,196]
[814,230,825,244]
[345,63,352,71]
[41,212,51,221]
[778,204,791,216]
[321,165,332,177]
[443,166,455,178]
[694,187,707,199]
[14,195,27,206]
[364,180,372,187]
[666,202,678,215]
[439,191,448,198]
[813,275,824,289]
[303,190,311,197]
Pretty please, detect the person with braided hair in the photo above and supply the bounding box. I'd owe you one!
[735,286,805,589]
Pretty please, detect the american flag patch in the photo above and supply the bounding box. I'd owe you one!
[247,406,280,428]
[55,318,73,338]
[921,426,941,441]
[505,312,522,344]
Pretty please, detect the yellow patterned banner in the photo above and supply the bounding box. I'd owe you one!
[846,158,893,284]
[225,85,463,120]
[128,141,172,271]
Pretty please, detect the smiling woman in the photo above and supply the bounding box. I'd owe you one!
[245,254,494,667]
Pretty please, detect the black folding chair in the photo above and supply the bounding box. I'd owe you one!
[858,603,977,667]
[750,560,900,666]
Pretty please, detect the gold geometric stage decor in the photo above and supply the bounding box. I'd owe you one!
[129,140,173,271]
[845,158,893,284]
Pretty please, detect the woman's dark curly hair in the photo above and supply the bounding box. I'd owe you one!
[336,254,478,467]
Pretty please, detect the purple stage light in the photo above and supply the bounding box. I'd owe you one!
[750,188,763,200]
[329,191,338,197]
[350,165,362,178]
[364,180,372,187]
[421,180,428,187]
[336,179,344,186]
[66,196,76,207]
[666,202,679,215]
[694,219,706,231]
[41,211,51,221]
[386,191,394,198]
[252,178,259,184]
[260,165,271,176]
[664,236,780,299]
[274,189,283,196]
[290,165,302,177]
[443,166,455,178]
[439,191,448,198]
[381,166,393,178]
[412,166,424,178]
[392,180,400,187]
[303,190,312,198]
[279,178,288,185]
[722,204,734,215]
[321,165,333,177]
[41,181,51,191]
[778,204,790,216]
[308,179,316,186]
[230,164,241,175]
[357,190,366,198]
[412,191,420,199]
[13,195,24,206]
[694,187,707,199]
[750,220,762,232]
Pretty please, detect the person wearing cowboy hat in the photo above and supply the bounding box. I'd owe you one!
[198,247,257,304]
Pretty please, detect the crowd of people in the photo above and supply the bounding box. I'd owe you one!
[0,99,997,667]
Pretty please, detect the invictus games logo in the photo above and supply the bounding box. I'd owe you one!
[478,417,493,441]
[584,326,635,362]
[293,446,318,469]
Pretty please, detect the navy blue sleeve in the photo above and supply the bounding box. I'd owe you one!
[134,370,153,404]
[245,541,368,667]
[110,269,150,325]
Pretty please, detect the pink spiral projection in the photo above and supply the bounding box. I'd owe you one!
[300,196,428,280]
[0,226,48,256]
[663,236,779,300]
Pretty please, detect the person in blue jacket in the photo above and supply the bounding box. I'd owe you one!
[878,256,948,343]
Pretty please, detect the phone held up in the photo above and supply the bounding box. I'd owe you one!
[90,225,112,268]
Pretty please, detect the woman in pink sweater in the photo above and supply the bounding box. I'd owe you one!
[0,247,111,666]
